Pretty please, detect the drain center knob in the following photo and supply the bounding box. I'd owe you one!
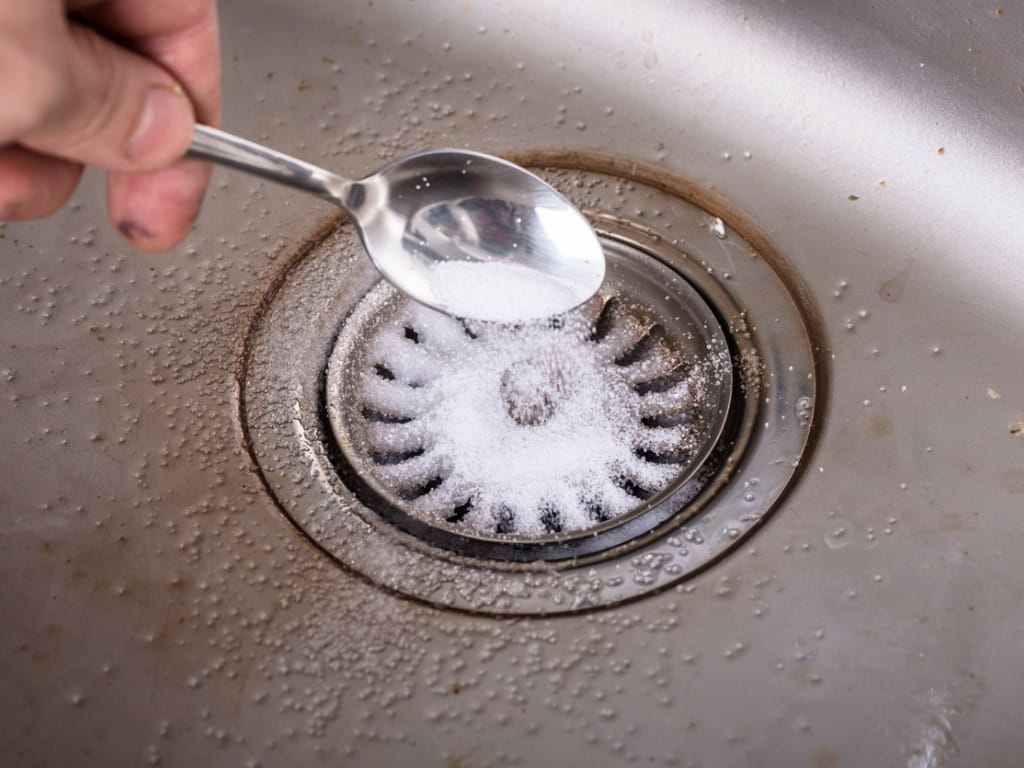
[499,357,567,427]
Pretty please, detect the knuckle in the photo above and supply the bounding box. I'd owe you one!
[0,48,68,139]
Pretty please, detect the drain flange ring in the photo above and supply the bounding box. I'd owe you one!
[240,160,823,614]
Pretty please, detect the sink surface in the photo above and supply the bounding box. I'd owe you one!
[2,0,1022,765]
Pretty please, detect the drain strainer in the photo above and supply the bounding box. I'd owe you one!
[241,158,824,614]
[324,241,733,560]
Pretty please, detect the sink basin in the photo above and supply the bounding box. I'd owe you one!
[2,0,1022,764]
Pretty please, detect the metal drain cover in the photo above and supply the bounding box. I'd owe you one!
[241,159,823,614]
[324,241,732,561]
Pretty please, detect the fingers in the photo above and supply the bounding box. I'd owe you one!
[79,0,221,250]
[0,0,220,250]
[0,147,82,220]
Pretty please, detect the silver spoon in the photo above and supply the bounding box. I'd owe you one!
[188,125,605,323]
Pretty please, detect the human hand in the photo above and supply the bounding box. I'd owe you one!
[0,0,220,251]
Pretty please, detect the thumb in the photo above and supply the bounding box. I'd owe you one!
[21,22,195,173]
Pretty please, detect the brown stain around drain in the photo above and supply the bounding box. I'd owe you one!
[1000,469,1024,494]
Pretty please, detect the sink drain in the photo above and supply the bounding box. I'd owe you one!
[324,240,734,560]
[240,157,824,614]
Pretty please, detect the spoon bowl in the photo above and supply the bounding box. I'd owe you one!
[188,126,605,322]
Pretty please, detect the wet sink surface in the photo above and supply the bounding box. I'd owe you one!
[2,0,1023,765]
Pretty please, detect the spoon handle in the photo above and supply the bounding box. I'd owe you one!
[187,124,350,203]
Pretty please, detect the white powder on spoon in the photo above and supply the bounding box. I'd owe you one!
[427,260,581,323]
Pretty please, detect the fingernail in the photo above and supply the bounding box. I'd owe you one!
[126,84,193,164]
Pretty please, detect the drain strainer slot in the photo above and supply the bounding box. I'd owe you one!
[240,159,823,614]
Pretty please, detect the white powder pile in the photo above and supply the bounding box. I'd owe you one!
[427,260,581,323]
[357,300,728,536]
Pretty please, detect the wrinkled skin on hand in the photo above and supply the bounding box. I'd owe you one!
[0,0,220,251]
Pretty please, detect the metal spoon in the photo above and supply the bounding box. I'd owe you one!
[188,125,605,322]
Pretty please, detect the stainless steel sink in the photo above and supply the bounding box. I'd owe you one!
[3,0,1022,765]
